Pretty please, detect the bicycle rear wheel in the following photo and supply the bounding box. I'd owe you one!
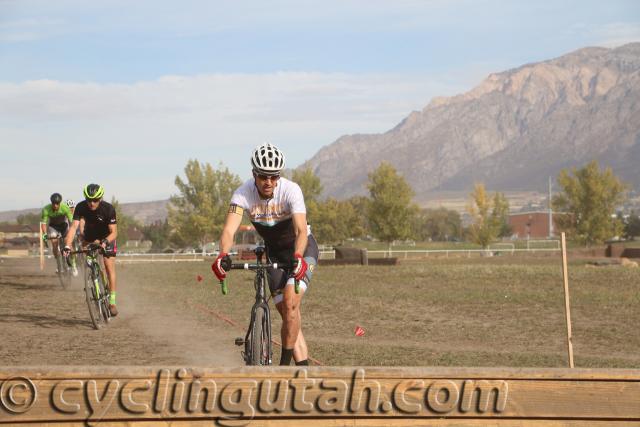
[55,251,71,289]
[249,305,271,365]
[84,267,103,329]
[72,238,84,270]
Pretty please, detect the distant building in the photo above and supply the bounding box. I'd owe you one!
[125,226,146,247]
[508,211,566,239]
[2,236,39,250]
[0,224,40,251]
[0,224,39,239]
[0,224,40,253]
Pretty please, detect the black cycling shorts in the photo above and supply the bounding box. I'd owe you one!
[48,222,69,239]
[266,234,319,301]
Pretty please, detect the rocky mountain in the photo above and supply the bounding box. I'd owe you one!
[302,43,640,200]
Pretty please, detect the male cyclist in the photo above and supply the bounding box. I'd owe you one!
[65,199,76,214]
[63,184,119,316]
[212,143,319,366]
[41,193,78,276]
[65,199,84,258]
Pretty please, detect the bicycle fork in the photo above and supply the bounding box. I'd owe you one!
[240,302,272,365]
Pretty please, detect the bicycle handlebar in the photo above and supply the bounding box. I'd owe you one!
[219,261,300,295]
[66,243,109,266]
[68,243,105,255]
[228,261,293,270]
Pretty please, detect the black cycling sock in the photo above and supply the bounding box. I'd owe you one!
[295,359,309,366]
[280,348,294,366]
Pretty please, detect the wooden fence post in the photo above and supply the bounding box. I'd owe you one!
[39,222,44,271]
[561,232,575,368]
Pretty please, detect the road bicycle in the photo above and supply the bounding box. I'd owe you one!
[48,233,72,289]
[70,231,84,270]
[69,243,112,329]
[219,246,299,365]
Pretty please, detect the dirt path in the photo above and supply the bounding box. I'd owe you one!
[0,257,242,366]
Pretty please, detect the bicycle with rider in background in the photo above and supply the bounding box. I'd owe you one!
[41,193,78,278]
[65,199,84,266]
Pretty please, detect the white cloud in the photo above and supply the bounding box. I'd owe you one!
[0,71,472,210]
[0,72,465,123]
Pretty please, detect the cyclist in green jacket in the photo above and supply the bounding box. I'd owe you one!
[41,193,78,276]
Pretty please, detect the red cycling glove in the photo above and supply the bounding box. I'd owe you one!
[212,252,229,281]
[292,253,308,281]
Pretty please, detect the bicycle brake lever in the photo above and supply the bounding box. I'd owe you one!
[220,279,228,295]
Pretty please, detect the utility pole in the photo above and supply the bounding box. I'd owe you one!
[548,176,554,238]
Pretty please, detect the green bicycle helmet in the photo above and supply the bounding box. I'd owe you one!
[83,183,105,200]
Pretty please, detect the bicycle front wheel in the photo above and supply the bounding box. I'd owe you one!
[249,306,271,365]
[97,273,111,323]
[84,267,103,329]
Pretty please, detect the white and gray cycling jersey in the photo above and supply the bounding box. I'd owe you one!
[229,177,308,250]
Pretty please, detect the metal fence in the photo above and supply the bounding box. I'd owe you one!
[114,244,562,262]
[17,241,561,263]
[321,240,561,260]
[365,247,560,259]
[115,253,209,263]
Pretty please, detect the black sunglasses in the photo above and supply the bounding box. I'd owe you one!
[254,173,280,181]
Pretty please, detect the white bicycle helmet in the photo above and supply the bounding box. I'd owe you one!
[65,199,75,208]
[251,143,285,175]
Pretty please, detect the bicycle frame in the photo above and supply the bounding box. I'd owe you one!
[70,244,111,329]
[219,247,298,365]
[86,252,105,303]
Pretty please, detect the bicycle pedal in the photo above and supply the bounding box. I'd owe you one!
[234,337,245,346]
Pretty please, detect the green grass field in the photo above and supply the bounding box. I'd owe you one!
[119,255,640,368]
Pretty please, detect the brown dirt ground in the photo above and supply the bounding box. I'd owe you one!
[0,257,241,366]
[2,254,638,368]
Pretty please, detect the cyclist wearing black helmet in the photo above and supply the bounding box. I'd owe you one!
[212,142,319,366]
[41,193,77,276]
[63,183,119,316]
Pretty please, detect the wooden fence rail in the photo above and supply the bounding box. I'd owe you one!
[1,366,638,426]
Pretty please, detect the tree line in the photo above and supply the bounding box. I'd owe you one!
[153,158,637,250]
[13,159,632,250]
[157,159,500,250]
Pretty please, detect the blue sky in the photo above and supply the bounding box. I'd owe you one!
[1,0,639,211]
